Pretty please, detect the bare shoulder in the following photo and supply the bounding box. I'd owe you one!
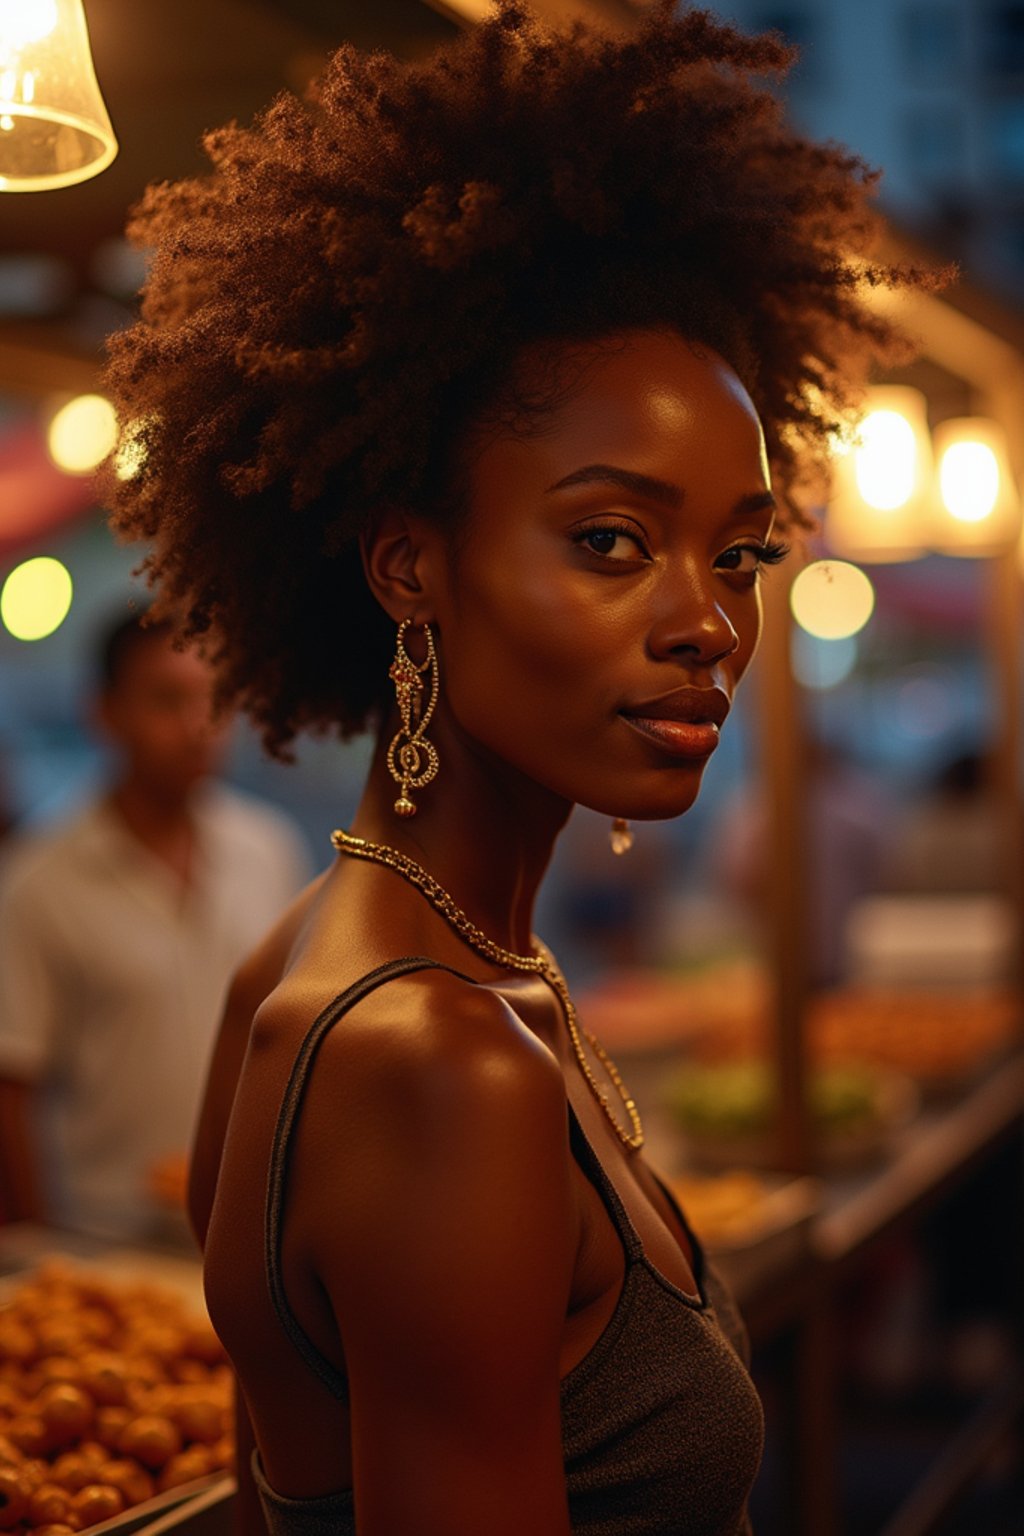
[257,958,561,1102]
[186,870,328,1244]
[274,959,575,1281]
[232,870,330,1002]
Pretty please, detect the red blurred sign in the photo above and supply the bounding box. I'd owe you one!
[0,418,97,562]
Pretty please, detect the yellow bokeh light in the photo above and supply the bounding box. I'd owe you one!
[0,0,59,50]
[113,415,153,481]
[790,559,875,641]
[853,410,918,511]
[47,393,118,474]
[1,555,73,640]
[938,441,1000,524]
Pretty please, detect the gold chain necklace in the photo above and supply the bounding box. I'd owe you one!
[331,828,643,1152]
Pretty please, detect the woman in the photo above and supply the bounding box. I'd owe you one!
[104,5,925,1531]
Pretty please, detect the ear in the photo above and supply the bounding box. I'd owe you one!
[359,508,437,625]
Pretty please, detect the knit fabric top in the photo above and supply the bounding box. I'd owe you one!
[253,958,764,1535]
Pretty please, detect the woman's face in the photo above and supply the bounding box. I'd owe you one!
[424,328,780,822]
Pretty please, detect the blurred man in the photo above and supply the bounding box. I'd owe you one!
[0,611,311,1239]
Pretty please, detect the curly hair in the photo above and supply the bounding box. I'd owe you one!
[103,0,933,758]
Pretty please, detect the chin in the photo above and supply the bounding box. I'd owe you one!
[161,768,213,799]
[582,766,709,824]
[633,788,705,822]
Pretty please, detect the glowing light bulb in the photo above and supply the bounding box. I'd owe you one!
[47,393,118,474]
[0,0,117,191]
[790,559,875,641]
[1,555,72,640]
[853,410,918,511]
[938,440,1000,524]
[931,417,1020,555]
[0,0,59,51]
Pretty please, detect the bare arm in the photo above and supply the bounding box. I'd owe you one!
[187,874,325,1536]
[298,979,578,1536]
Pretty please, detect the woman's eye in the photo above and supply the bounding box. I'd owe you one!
[574,524,648,561]
[716,539,791,578]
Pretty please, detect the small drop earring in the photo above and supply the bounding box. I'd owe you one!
[610,817,634,855]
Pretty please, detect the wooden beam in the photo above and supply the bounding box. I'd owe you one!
[424,0,639,31]
[0,334,98,400]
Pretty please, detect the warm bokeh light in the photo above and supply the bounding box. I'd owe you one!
[825,386,930,563]
[854,410,918,511]
[47,392,117,473]
[931,418,1020,555]
[1,554,73,640]
[939,442,1000,524]
[1,0,59,49]
[790,559,875,640]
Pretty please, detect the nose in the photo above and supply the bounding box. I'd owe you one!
[646,566,741,666]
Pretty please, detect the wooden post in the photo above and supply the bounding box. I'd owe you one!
[982,375,1024,1024]
[985,546,1024,999]
[754,561,813,1174]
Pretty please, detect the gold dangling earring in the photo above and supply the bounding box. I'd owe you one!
[387,619,440,818]
[610,818,634,855]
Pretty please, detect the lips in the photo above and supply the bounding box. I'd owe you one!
[619,687,730,760]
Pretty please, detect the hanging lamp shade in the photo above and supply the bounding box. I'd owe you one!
[0,0,117,191]
[930,417,1021,557]
[824,386,931,563]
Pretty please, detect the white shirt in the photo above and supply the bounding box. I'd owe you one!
[0,783,311,1239]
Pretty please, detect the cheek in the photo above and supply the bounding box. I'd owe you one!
[737,588,764,671]
[440,563,626,739]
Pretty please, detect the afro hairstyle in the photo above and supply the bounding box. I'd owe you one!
[103,0,933,757]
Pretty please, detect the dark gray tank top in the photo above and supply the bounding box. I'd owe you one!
[255,958,764,1536]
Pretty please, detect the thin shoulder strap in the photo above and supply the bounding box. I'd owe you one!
[565,1099,645,1265]
[264,956,473,1400]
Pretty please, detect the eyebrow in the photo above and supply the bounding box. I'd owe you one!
[545,463,777,519]
[546,464,682,506]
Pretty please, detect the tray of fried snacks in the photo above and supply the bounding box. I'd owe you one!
[807,987,1020,1097]
[0,1256,233,1536]
[692,985,1020,1099]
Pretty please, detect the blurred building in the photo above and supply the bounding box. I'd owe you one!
[715,1,1024,300]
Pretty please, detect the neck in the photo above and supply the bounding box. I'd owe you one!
[350,714,573,955]
[108,777,196,847]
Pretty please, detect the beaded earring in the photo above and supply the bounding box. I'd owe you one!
[387,619,440,817]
